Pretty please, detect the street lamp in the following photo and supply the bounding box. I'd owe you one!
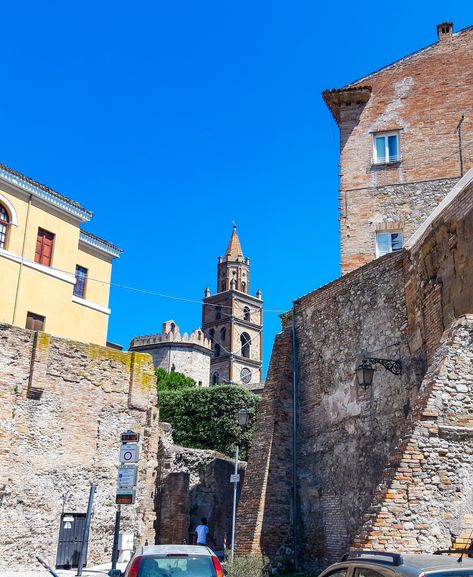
[231,407,249,563]
[355,357,402,387]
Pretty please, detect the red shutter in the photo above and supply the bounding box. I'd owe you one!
[35,229,54,266]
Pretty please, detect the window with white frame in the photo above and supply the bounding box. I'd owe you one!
[376,231,404,257]
[373,132,400,164]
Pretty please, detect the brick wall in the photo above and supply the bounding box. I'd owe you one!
[353,316,473,552]
[0,326,158,570]
[236,326,293,563]
[330,25,473,273]
[156,423,245,549]
[238,170,473,570]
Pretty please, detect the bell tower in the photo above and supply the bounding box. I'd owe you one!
[202,225,263,389]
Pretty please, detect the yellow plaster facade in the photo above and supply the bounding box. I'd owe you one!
[0,163,121,345]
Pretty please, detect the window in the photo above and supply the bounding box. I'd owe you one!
[214,343,221,358]
[240,332,251,358]
[26,312,45,331]
[74,265,88,298]
[212,372,219,385]
[0,203,10,249]
[35,228,55,266]
[354,568,388,577]
[242,281,246,293]
[373,132,400,164]
[215,305,222,320]
[209,328,215,342]
[243,306,251,321]
[376,231,404,257]
[220,327,226,343]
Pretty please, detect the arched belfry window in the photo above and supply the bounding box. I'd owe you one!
[215,305,222,320]
[214,343,221,358]
[212,372,219,385]
[209,328,215,342]
[0,203,10,249]
[220,327,226,343]
[240,332,250,358]
[243,306,250,321]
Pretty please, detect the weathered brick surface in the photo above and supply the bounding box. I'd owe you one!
[156,423,244,549]
[238,173,473,569]
[328,25,473,273]
[353,316,473,552]
[236,327,293,562]
[0,327,158,570]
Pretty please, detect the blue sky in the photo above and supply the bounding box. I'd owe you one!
[1,1,472,375]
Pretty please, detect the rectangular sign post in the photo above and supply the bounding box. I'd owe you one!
[111,431,140,570]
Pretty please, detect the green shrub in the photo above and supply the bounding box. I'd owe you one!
[156,366,196,391]
[224,554,266,577]
[158,385,259,459]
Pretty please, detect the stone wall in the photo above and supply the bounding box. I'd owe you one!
[0,326,158,571]
[156,423,245,550]
[237,170,473,570]
[353,316,473,551]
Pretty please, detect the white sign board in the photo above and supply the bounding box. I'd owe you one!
[120,443,139,463]
[230,473,240,483]
[117,465,138,488]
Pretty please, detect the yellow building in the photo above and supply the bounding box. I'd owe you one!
[0,162,122,345]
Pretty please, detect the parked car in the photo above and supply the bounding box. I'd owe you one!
[319,550,473,577]
[112,544,224,577]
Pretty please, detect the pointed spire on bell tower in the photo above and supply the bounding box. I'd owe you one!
[224,223,244,262]
[216,224,250,294]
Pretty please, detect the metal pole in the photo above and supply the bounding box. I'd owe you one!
[111,505,122,570]
[230,445,239,563]
[291,306,299,571]
[455,114,465,177]
[76,484,96,576]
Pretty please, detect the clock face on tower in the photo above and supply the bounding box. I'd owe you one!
[240,367,251,384]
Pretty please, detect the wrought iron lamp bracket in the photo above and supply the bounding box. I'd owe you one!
[367,357,402,375]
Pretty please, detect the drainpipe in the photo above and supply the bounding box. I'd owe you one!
[12,194,32,325]
[291,303,299,571]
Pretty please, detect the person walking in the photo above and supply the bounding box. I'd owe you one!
[194,518,213,547]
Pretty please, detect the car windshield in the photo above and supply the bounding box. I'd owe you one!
[137,555,215,577]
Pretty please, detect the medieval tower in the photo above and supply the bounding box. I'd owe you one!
[202,225,263,389]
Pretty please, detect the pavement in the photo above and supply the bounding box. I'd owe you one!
[0,563,128,577]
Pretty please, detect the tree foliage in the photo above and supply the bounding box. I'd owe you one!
[155,366,196,391]
[158,385,259,459]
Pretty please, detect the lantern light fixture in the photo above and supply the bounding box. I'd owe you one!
[355,357,402,387]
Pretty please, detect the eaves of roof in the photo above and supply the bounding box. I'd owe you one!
[79,230,123,258]
[0,162,93,222]
[322,24,473,123]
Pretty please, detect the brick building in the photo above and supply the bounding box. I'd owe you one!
[237,22,473,572]
[323,22,473,274]
[202,226,263,390]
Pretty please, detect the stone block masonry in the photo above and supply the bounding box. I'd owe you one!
[353,316,473,552]
[0,326,159,571]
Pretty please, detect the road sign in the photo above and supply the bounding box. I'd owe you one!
[116,489,136,505]
[121,431,140,443]
[117,465,137,488]
[120,443,139,463]
[230,474,240,483]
